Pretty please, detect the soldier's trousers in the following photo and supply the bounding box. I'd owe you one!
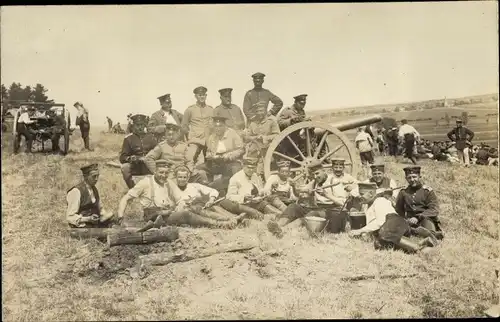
[121,161,152,189]
[14,123,34,153]
[196,161,242,193]
[219,199,268,220]
[79,122,90,149]
[145,209,235,229]
[266,195,288,212]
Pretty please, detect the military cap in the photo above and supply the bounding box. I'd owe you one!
[403,165,421,175]
[130,114,148,124]
[218,88,233,95]
[331,158,346,166]
[155,159,171,168]
[294,94,308,101]
[73,101,83,107]
[157,94,171,103]
[456,119,463,123]
[212,115,228,126]
[358,182,378,194]
[80,163,99,175]
[370,163,385,172]
[243,157,259,167]
[193,86,208,95]
[165,123,180,132]
[251,72,266,79]
[277,160,291,168]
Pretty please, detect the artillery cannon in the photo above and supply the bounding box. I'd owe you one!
[263,114,382,181]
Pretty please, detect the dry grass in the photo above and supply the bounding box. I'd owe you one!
[2,128,499,321]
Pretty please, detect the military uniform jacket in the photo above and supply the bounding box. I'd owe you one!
[446,127,474,150]
[243,116,280,150]
[181,103,214,146]
[214,104,246,132]
[278,105,306,130]
[243,88,283,122]
[144,141,197,173]
[148,109,185,139]
[119,133,158,164]
[205,128,244,161]
[395,184,440,222]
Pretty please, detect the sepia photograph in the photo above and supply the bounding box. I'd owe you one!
[1,2,499,320]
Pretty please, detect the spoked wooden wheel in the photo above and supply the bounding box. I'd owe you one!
[263,121,361,183]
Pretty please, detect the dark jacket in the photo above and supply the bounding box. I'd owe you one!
[447,126,474,150]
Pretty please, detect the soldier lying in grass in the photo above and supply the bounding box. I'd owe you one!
[116,160,242,229]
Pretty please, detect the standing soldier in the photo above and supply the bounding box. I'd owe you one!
[148,94,184,141]
[243,72,283,125]
[119,114,158,189]
[196,116,245,194]
[242,104,280,178]
[66,164,115,228]
[213,88,246,134]
[398,119,420,164]
[73,101,93,151]
[181,86,214,164]
[386,127,399,158]
[106,116,113,132]
[144,123,207,184]
[447,119,474,167]
[13,105,36,154]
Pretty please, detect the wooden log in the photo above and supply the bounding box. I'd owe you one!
[68,228,138,240]
[107,226,179,247]
[138,240,259,267]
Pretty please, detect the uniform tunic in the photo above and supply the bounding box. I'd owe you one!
[213,104,246,132]
[119,133,158,164]
[243,88,283,122]
[144,141,197,173]
[394,184,441,229]
[66,182,101,227]
[205,128,245,161]
[244,116,280,152]
[148,109,184,138]
[181,103,214,145]
[226,169,264,204]
[277,105,306,130]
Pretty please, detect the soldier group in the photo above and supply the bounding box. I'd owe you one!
[66,72,445,254]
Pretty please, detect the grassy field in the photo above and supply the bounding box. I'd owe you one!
[1,128,499,320]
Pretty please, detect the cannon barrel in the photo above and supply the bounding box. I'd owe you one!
[312,114,383,135]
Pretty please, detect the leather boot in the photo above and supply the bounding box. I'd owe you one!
[418,235,438,248]
[395,236,423,254]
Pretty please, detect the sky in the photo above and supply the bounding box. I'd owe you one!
[1,2,498,125]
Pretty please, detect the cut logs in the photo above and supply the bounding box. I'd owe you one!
[340,273,418,282]
[138,240,259,267]
[107,226,179,247]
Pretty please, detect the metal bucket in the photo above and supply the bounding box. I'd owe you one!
[349,211,367,230]
[304,216,328,234]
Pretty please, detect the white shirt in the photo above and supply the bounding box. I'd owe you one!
[66,184,97,227]
[164,113,177,124]
[354,197,395,234]
[262,174,296,200]
[127,176,184,209]
[177,183,219,203]
[226,169,264,203]
[215,141,227,154]
[310,173,358,205]
[18,112,35,124]
[355,132,373,153]
[398,124,420,140]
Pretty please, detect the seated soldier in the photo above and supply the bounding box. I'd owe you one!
[267,161,357,237]
[391,166,443,242]
[66,164,115,228]
[364,163,399,201]
[119,114,158,188]
[144,123,207,183]
[196,116,244,195]
[242,104,280,178]
[348,182,438,253]
[116,161,239,229]
[262,160,297,212]
[173,165,248,226]
[219,157,282,220]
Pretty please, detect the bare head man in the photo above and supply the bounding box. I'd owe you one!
[193,86,208,105]
[174,165,191,189]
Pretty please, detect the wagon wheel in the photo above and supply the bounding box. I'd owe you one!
[263,121,361,183]
[11,109,20,154]
[61,109,70,155]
